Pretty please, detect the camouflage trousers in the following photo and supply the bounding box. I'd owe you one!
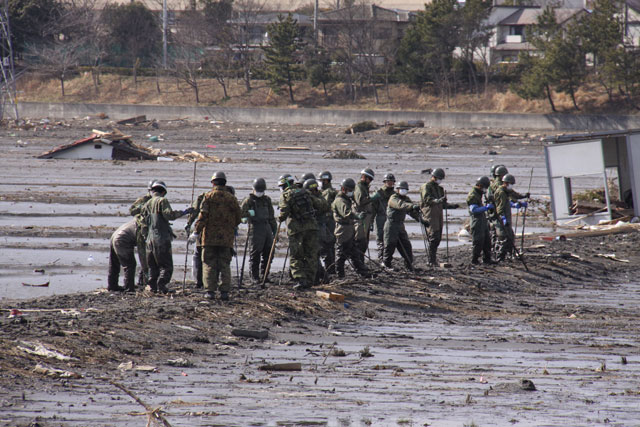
[288,230,319,285]
[202,246,233,294]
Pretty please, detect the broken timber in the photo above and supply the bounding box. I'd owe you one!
[231,329,269,339]
[316,291,345,303]
[258,362,302,371]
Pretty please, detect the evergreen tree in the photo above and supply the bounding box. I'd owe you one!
[396,0,459,96]
[261,13,304,103]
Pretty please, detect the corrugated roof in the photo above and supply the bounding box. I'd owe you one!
[37,135,156,160]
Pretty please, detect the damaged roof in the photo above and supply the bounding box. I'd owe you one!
[37,134,157,160]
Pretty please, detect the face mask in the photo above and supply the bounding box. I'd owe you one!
[254,191,264,197]
[435,179,442,185]
[346,191,354,198]
[480,187,486,193]
[398,189,408,196]
[505,184,511,189]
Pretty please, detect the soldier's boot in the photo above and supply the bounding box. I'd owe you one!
[220,292,230,301]
[428,242,438,267]
[107,283,125,292]
[251,265,262,285]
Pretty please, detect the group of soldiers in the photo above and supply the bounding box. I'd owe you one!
[107,164,530,299]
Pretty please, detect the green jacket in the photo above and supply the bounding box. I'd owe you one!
[466,186,489,231]
[195,186,241,248]
[386,193,421,224]
[129,193,151,217]
[332,192,356,244]
[278,188,319,235]
[353,180,373,215]
[494,185,512,225]
[372,186,395,218]
[143,193,184,244]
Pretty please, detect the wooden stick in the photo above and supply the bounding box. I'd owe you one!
[108,380,173,427]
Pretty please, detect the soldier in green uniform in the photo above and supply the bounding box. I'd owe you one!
[107,219,138,292]
[419,168,460,267]
[493,174,528,261]
[304,178,331,283]
[466,176,495,265]
[142,181,193,293]
[371,173,396,264]
[319,171,337,275]
[185,190,207,288]
[383,181,427,271]
[129,180,156,289]
[278,174,321,290]
[354,168,375,262]
[194,172,242,300]
[240,178,277,285]
[488,165,530,202]
[331,178,371,278]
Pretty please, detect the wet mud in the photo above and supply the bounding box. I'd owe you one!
[1,118,639,426]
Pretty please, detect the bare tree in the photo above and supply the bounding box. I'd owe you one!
[231,0,268,92]
[169,9,208,103]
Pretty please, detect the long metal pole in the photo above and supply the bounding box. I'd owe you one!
[239,221,250,287]
[182,161,197,291]
[444,190,449,262]
[162,0,167,69]
[262,221,281,288]
[520,167,534,252]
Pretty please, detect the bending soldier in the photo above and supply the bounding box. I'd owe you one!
[383,181,427,271]
[194,172,241,301]
[332,178,371,279]
[278,175,321,290]
[107,219,138,292]
[354,168,375,262]
[319,171,337,275]
[129,180,156,288]
[240,178,277,285]
[420,168,460,267]
[142,181,192,293]
[371,173,396,264]
[466,176,495,265]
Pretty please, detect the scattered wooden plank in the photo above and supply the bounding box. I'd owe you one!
[116,115,147,125]
[21,282,49,287]
[596,253,630,263]
[439,262,452,268]
[276,146,310,151]
[232,329,269,339]
[316,291,345,303]
[258,362,302,371]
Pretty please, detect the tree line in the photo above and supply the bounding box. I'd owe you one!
[7,0,639,110]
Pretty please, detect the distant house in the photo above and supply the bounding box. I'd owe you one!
[38,135,156,161]
[317,4,414,52]
[485,6,587,65]
[624,0,640,46]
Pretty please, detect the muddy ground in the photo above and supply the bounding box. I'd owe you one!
[1,118,639,426]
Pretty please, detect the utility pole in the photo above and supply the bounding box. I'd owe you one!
[0,0,18,121]
[162,0,167,68]
[314,0,318,45]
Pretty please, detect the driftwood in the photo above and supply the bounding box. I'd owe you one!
[258,362,302,371]
[108,380,172,427]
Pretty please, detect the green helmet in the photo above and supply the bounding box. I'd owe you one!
[211,171,227,184]
[396,181,409,190]
[302,172,316,181]
[278,174,293,188]
[341,178,356,190]
[151,180,167,192]
[303,178,319,191]
[502,174,516,185]
[495,165,509,178]
[432,168,445,180]
[383,173,396,182]
[361,168,375,180]
[319,171,332,181]
[253,178,266,192]
[476,176,491,189]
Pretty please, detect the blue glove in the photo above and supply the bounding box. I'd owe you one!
[248,209,255,217]
[520,201,528,208]
[501,216,508,226]
[486,203,495,210]
[182,207,195,216]
[512,202,521,209]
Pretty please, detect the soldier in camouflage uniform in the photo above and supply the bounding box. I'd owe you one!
[319,171,337,275]
[240,178,277,285]
[304,178,331,284]
[488,165,530,203]
[278,175,321,290]
[493,174,528,262]
[354,168,375,262]
[371,173,396,263]
[142,181,193,293]
[129,180,156,288]
[185,190,207,288]
[331,178,371,278]
[194,172,242,300]
[419,168,460,267]
[466,176,495,265]
[383,181,426,271]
